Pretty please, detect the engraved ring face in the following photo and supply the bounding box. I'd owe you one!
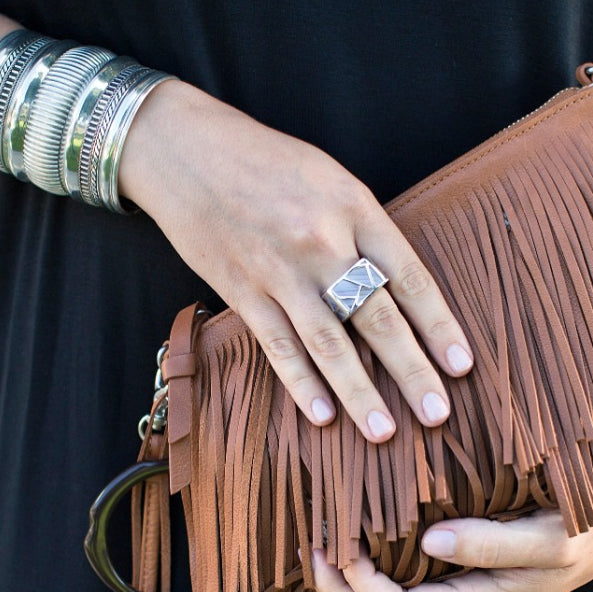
[321,257,388,322]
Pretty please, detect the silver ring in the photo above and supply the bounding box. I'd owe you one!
[322,257,388,321]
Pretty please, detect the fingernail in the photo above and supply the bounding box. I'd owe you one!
[446,343,473,374]
[422,392,449,423]
[422,530,457,558]
[312,398,335,423]
[367,410,395,439]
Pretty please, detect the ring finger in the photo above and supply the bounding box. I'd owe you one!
[281,284,397,442]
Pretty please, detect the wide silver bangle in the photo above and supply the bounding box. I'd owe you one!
[62,55,138,198]
[0,29,40,84]
[0,29,38,73]
[2,39,75,179]
[76,63,149,207]
[0,33,55,173]
[23,45,115,194]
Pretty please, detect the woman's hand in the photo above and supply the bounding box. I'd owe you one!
[312,510,593,591]
[119,79,474,442]
[415,510,593,591]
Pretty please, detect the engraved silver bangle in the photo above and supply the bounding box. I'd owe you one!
[97,70,175,214]
[62,55,138,198]
[23,45,115,194]
[0,29,37,67]
[78,64,150,208]
[3,39,74,179]
[91,69,175,213]
[0,34,55,173]
[0,30,40,83]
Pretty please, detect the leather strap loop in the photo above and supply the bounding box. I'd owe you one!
[167,303,209,493]
[161,353,197,381]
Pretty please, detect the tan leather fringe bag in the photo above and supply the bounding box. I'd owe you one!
[86,64,593,592]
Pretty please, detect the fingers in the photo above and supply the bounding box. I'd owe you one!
[312,548,405,592]
[342,552,406,592]
[357,210,473,378]
[238,290,397,441]
[312,522,591,592]
[420,511,576,570]
[233,185,474,441]
[350,287,450,426]
[237,293,338,427]
[284,293,396,442]
[411,569,538,592]
[412,564,592,592]
[239,239,465,440]
[413,510,593,592]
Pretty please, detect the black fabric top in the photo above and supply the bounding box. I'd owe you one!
[0,2,592,590]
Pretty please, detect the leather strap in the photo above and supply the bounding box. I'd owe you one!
[167,304,208,493]
[132,396,172,592]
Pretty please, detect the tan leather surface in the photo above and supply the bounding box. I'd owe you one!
[133,430,171,592]
[139,82,593,590]
[167,306,209,494]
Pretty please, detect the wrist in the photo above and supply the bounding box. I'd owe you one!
[117,78,186,210]
[0,15,23,40]
[118,78,243,216]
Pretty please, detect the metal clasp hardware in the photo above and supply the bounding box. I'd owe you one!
[137,343,169,441]
[576,62,593,87]
[137,305,212,441]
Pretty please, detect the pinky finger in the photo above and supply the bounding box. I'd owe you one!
[237,293,337,427]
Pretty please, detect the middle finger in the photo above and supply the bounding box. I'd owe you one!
[350,286,450,426]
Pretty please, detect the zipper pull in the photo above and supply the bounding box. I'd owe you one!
[576,62,593,87]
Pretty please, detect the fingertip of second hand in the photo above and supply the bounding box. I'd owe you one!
[422,529,457,558]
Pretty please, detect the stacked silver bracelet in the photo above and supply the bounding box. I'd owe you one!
[0,29,176,213]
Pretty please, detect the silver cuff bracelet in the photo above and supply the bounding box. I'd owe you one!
[0,28,177,213]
